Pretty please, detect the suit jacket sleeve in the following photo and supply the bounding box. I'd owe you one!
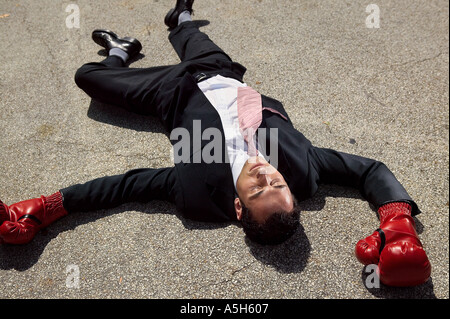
[60,167,178,213]
[310,147,420,215]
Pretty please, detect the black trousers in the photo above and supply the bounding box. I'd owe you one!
[74,22,245,120]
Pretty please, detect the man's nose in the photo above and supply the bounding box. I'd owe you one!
[257,171,273,184]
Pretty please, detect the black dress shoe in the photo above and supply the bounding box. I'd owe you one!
[164,0,195,29]
[92,29,142,58]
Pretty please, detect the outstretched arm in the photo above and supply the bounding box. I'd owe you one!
[1,167,178,245]
[310,147,430,287]
[60,167,178,213]
[310,147,419,214]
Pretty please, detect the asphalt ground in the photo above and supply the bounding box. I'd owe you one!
[0,0,448,300]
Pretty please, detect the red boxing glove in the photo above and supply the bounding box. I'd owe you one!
[355,202,431,287]
[0,192,68,245]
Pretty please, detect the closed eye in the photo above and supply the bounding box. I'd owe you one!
[248,185,287,201]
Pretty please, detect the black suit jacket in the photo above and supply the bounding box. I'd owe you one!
[62,70,419,222]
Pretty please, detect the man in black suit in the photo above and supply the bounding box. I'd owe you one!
[0,0,431,286]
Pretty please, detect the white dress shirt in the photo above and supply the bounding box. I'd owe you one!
[197,75,266,188]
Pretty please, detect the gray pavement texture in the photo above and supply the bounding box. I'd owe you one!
[0,0,448,300]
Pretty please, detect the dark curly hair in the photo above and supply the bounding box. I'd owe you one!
[240,196,300,245]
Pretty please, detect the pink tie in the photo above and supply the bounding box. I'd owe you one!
[237,87,262,156]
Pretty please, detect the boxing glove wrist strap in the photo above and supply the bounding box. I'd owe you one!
[378,201,412,221]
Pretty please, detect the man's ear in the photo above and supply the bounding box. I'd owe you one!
[234,197,243,220]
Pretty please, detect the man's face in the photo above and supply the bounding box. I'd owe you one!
[235,157,294,223]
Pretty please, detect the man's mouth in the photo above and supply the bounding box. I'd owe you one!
[249,162,266,172]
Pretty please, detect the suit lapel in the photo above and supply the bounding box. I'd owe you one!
[261,94,291,124]
[259,106,293,185]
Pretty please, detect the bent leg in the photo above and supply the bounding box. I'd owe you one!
[168,21,247,82]
[74,56,178,115]
[169,21,232,63]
